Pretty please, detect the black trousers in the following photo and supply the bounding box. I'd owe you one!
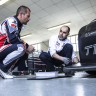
[39,44,73,71]
[10,53,28,71]
[0,44,25,72]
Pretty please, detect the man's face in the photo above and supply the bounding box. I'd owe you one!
[21,9,30,25]
[58,26,69,40]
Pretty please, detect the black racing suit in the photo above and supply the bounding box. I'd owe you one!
[0,16,29,72]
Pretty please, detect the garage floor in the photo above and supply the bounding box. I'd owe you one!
[0,72,96,96]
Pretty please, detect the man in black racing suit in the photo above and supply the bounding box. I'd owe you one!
[0,5,34,79]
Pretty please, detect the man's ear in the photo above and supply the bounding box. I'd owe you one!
[67,32,69,36]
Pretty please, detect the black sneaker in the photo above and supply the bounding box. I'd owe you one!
[65,70,75,77]
[65,61,73,67]
[0,63,8,72]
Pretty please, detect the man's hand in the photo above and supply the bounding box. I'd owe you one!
[73,57,79,64]
[63,57,70,65]
[26,45,35,53]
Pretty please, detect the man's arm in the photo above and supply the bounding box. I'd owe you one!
[52,53,70,64]
[52,53,64,62]
[4,17,23,44]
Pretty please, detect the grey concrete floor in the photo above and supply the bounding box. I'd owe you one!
[0,72,96,96]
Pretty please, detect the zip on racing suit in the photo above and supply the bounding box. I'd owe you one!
[0,16,29,72]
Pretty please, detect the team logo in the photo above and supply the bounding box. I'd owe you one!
[56,42,60,46]
[11,23,16,28]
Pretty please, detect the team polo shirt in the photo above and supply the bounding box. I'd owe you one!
[48,35,76,60]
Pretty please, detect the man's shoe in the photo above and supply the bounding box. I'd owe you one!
[65,70,75,77]
[0,69,13,79]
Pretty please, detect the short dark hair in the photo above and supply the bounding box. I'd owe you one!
[60,26,70,33]
[16,5,31,16]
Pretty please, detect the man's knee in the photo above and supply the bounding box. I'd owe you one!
[17,44,25,55]
[63,44,73,51]
[39,52,47,60]
[39,52,45,59]
[64,44,73,50]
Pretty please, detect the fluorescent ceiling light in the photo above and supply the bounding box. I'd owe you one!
[47,22,71,31]
[0,0,9,5]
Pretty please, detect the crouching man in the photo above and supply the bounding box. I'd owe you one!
[39,26,79,72]
[0,5,34,79]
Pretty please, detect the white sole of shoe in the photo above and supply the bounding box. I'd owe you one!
[0,69,13,79]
